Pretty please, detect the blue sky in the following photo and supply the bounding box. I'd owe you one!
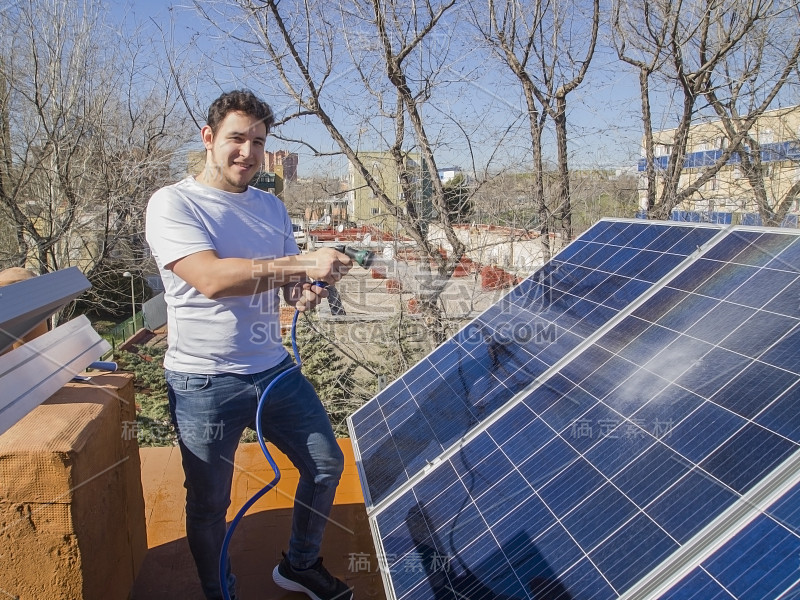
[116,1,685,178]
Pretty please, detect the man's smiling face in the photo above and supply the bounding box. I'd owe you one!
[200,111,266,193]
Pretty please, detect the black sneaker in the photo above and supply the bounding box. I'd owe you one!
[272,552,353,600]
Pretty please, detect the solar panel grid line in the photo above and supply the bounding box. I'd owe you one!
[358,224,733,517]
[618,448,800,600]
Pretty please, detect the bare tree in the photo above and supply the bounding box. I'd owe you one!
[701,4,800,226]
[0,0,192,316]
[471,0,600,255]
[612,0,673,213]
[614,0,800,220]
[196,0,503,344]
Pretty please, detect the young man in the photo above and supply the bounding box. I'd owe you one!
[146,90,353,600]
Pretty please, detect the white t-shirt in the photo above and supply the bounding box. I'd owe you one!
[145,177,300,374]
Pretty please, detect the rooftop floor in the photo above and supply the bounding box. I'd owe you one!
[131,439,386,600]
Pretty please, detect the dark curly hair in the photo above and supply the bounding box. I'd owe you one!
[206,90,275,134]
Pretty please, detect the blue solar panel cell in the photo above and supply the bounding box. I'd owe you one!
[516,435,579,490]
[587,220,630,244]
[538,385,601,437]
[765,236,800,272]
[553,559,617,599]
[583,424,657,480]
[662,400,747,464]
[694,263,760,300]
[612,249,662,280]
[699,424,797,494]
[655,292,719,331]
[720,311,798,357]
[603,278,651,310]
[487,416,552,467]
[645,469,738,543]
[614,323,679,366]
[712,361,800,418]
[587,513,678,592]
[536,458,607,518]
[759,324,800,373]
[560,482,639,551]
[723,231,797,267]
[754,381,800,444]
[621,382,704,434]
[656,226,715,255]
[595,245,640,271]
[638,253,687,282]
[624,223,670,249]
[762,276,800,316]
[702,229,762,261]
[667,258,726,292]
[629,287,687,321]
[610,442,691,507]
[685,304,756,345]
[671,347,752,399]
[725,268,797,308]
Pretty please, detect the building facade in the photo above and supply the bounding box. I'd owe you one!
[347,151,434,235]
[265,150,298,182]
[638,105,800,226]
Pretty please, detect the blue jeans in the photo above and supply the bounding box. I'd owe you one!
[165,356,345,600]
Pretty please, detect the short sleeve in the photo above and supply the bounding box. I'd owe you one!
[146,186,216,268]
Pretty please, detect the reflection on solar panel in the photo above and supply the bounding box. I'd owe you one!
[347,220,800,600]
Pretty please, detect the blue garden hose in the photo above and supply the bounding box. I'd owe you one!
[219,292,321,600]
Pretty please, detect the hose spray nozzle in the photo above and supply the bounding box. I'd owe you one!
[334,244,376,269]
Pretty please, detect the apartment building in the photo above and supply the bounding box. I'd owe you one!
[638,105,800,226]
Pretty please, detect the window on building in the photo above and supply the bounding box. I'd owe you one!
[371,207,380,216]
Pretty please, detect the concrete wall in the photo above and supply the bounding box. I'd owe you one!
[427,223,560,274]
[0,373,147,600]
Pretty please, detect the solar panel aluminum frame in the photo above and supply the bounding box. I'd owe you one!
[0,266,91,354]
[0,314,111,437]
[349,221,800,600]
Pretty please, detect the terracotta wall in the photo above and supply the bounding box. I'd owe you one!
[0,373,147,599]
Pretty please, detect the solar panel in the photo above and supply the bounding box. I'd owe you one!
[350,220,725,509]
[348,221,800,600]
